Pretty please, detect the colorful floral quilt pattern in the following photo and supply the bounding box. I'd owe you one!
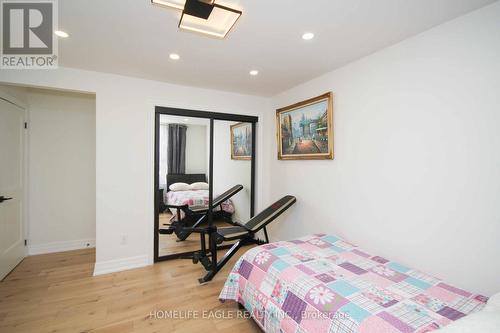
[219,234,487,333]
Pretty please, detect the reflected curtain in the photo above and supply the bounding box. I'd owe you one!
[167,124,187,174]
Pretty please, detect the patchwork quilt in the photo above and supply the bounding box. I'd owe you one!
[164,189,234,221]
[219,234,488,333]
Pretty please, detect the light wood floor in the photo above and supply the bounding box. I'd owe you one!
[0,248,260,333]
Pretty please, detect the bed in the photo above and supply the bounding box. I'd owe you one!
[164,173,235,222]
[219,234,488,333]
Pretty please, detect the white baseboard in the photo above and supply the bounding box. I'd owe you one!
[93,255,149,276]
[28,239,95,255]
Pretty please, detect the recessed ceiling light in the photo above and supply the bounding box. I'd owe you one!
[249,70,259,76]
[169,53,180,60]
[302,32,314,40]
[183,118,189,122]
[54,30,69,38]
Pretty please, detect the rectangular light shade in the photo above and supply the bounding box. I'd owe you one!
[151,0,186,10]
[179,4,241,38]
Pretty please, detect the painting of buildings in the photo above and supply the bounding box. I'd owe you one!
[230,122,252,160]
[276,92,333,160]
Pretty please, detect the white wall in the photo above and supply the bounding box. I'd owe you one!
[184,125,208,175]
[26,89,96,254]
[0,85,28,105]
[0,68,269,274]
[265,2,500,296]
[213,121,252,223]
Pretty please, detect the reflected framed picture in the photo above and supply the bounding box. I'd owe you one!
[276,92,333,160]
[230,122,252,160]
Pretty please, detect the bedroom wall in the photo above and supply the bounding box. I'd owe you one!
[264,2,500,296]
[0,85,28,104]
[184,124,208,175]
[213,121,252,223]
[0,68,269,275]
[26,88,96,254]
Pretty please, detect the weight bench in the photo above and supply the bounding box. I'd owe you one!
[160,184,243,241]
[192,195,296,283]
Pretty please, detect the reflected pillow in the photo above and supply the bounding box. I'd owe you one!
[190,182,209,190]
[169,182,190,192]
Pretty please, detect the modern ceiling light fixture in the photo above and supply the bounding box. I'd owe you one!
[151,0,186,10]
[152,0,242,39]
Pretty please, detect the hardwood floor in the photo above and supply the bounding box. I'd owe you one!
[0,249,260,333]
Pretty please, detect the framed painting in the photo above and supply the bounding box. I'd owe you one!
[230,122,252,160]
[276,92,333,160]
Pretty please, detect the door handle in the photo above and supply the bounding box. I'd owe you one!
[0,196,13,203]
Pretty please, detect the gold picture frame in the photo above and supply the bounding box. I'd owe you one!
[230,122,252,160]
[276,92,334,160]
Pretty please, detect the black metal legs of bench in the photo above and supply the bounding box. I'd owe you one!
[173,194,296,283]
[198,236,262,284]
[263,227,270,243]
[176,214,207,241]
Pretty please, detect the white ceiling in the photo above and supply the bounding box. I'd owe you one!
[58,0,495,96]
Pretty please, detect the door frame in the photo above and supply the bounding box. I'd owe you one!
[154,106,258,262]
[0,88,29,263]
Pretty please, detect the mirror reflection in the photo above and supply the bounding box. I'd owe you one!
[157,116,254,259]
[158,115,211,257]
[213,120,252,224]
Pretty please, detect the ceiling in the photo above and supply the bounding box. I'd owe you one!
[58,0,496,96]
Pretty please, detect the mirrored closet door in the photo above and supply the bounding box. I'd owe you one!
[157,115,211,258]
[154,107,258,262]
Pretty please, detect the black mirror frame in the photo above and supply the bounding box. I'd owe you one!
[154,106,258,262]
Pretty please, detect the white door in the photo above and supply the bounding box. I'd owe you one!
[0,97,26,280]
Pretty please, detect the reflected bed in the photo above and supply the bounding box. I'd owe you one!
[164,189,235,221]
[164,173,235,222]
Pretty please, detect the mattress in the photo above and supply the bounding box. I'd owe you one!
[219,234,488,333]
